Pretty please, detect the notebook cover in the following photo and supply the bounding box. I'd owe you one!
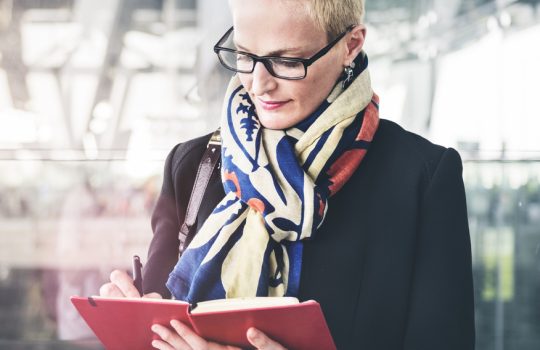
[71,296,336,350]
[71,296,191,350]
[190,299,336,350]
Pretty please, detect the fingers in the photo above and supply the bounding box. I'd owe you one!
[151,339,177,350]
[109,269,141,298]
[98,269,137,298]
[98,282,124,297]
[169,320,210,349]
[246,328,286,350]
[152,320,245,350]
[100,270,163,299]
[143,292,164,299]
[151,323,191,350]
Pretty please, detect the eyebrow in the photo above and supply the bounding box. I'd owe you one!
[234,42,306,56]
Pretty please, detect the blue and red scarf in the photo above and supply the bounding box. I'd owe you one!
[167,54,379,303]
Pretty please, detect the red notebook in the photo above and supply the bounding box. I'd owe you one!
[71,296,336,350]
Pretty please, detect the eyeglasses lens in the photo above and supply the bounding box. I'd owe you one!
[217,29,306,79]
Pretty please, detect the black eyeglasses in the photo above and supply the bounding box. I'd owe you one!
[213,25,356,80]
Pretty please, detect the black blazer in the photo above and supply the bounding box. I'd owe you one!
[143,119,475,350]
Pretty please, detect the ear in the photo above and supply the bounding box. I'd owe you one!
[343,24,366,65]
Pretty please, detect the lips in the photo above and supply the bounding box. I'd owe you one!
[257,98,290,111]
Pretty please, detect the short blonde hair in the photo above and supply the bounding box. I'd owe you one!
[229,0,365,40]
[303,0,365,40]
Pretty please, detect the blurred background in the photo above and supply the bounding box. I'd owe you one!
[0,0,539,349]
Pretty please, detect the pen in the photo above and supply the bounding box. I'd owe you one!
[132,255,143,296]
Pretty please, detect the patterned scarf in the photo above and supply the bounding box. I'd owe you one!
[167,54,379,303]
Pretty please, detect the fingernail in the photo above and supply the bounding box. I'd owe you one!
[151,325,158,332]
[247,328,259,340]
[151,340,159,348]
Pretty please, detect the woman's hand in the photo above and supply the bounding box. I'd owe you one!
[100,271,286,349]
[99,269,162,299]
[245,328,287,350]
[151,320,287,350]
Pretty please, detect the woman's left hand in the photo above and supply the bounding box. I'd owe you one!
[151,320,287,350]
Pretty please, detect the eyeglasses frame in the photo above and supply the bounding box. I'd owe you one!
[213,24,357,80]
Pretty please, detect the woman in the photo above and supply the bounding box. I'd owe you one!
[100,0,475,349]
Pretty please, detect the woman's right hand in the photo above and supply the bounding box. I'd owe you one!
[99,269,162,299]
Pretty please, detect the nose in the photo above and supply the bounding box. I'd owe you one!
[248,61,277,96]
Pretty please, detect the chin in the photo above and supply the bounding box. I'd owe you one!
[256,105,304,130]
[257,113,293,130]
[258,119,284,130]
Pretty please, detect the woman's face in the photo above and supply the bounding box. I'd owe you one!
[229,0,347,130]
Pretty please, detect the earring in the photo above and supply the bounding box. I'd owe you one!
[342,62,356,89]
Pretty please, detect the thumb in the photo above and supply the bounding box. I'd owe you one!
[246,328,285,350]
[142,292,163,299]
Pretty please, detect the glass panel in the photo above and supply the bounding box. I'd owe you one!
[0,159,161,348]
[464,161,540,349]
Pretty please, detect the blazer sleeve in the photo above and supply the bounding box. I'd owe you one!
[403,148,476,349]
[142,144,182,298]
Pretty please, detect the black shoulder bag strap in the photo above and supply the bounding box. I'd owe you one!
[178,128,221,256]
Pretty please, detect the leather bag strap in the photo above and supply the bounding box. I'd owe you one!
[178,129,221,255]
